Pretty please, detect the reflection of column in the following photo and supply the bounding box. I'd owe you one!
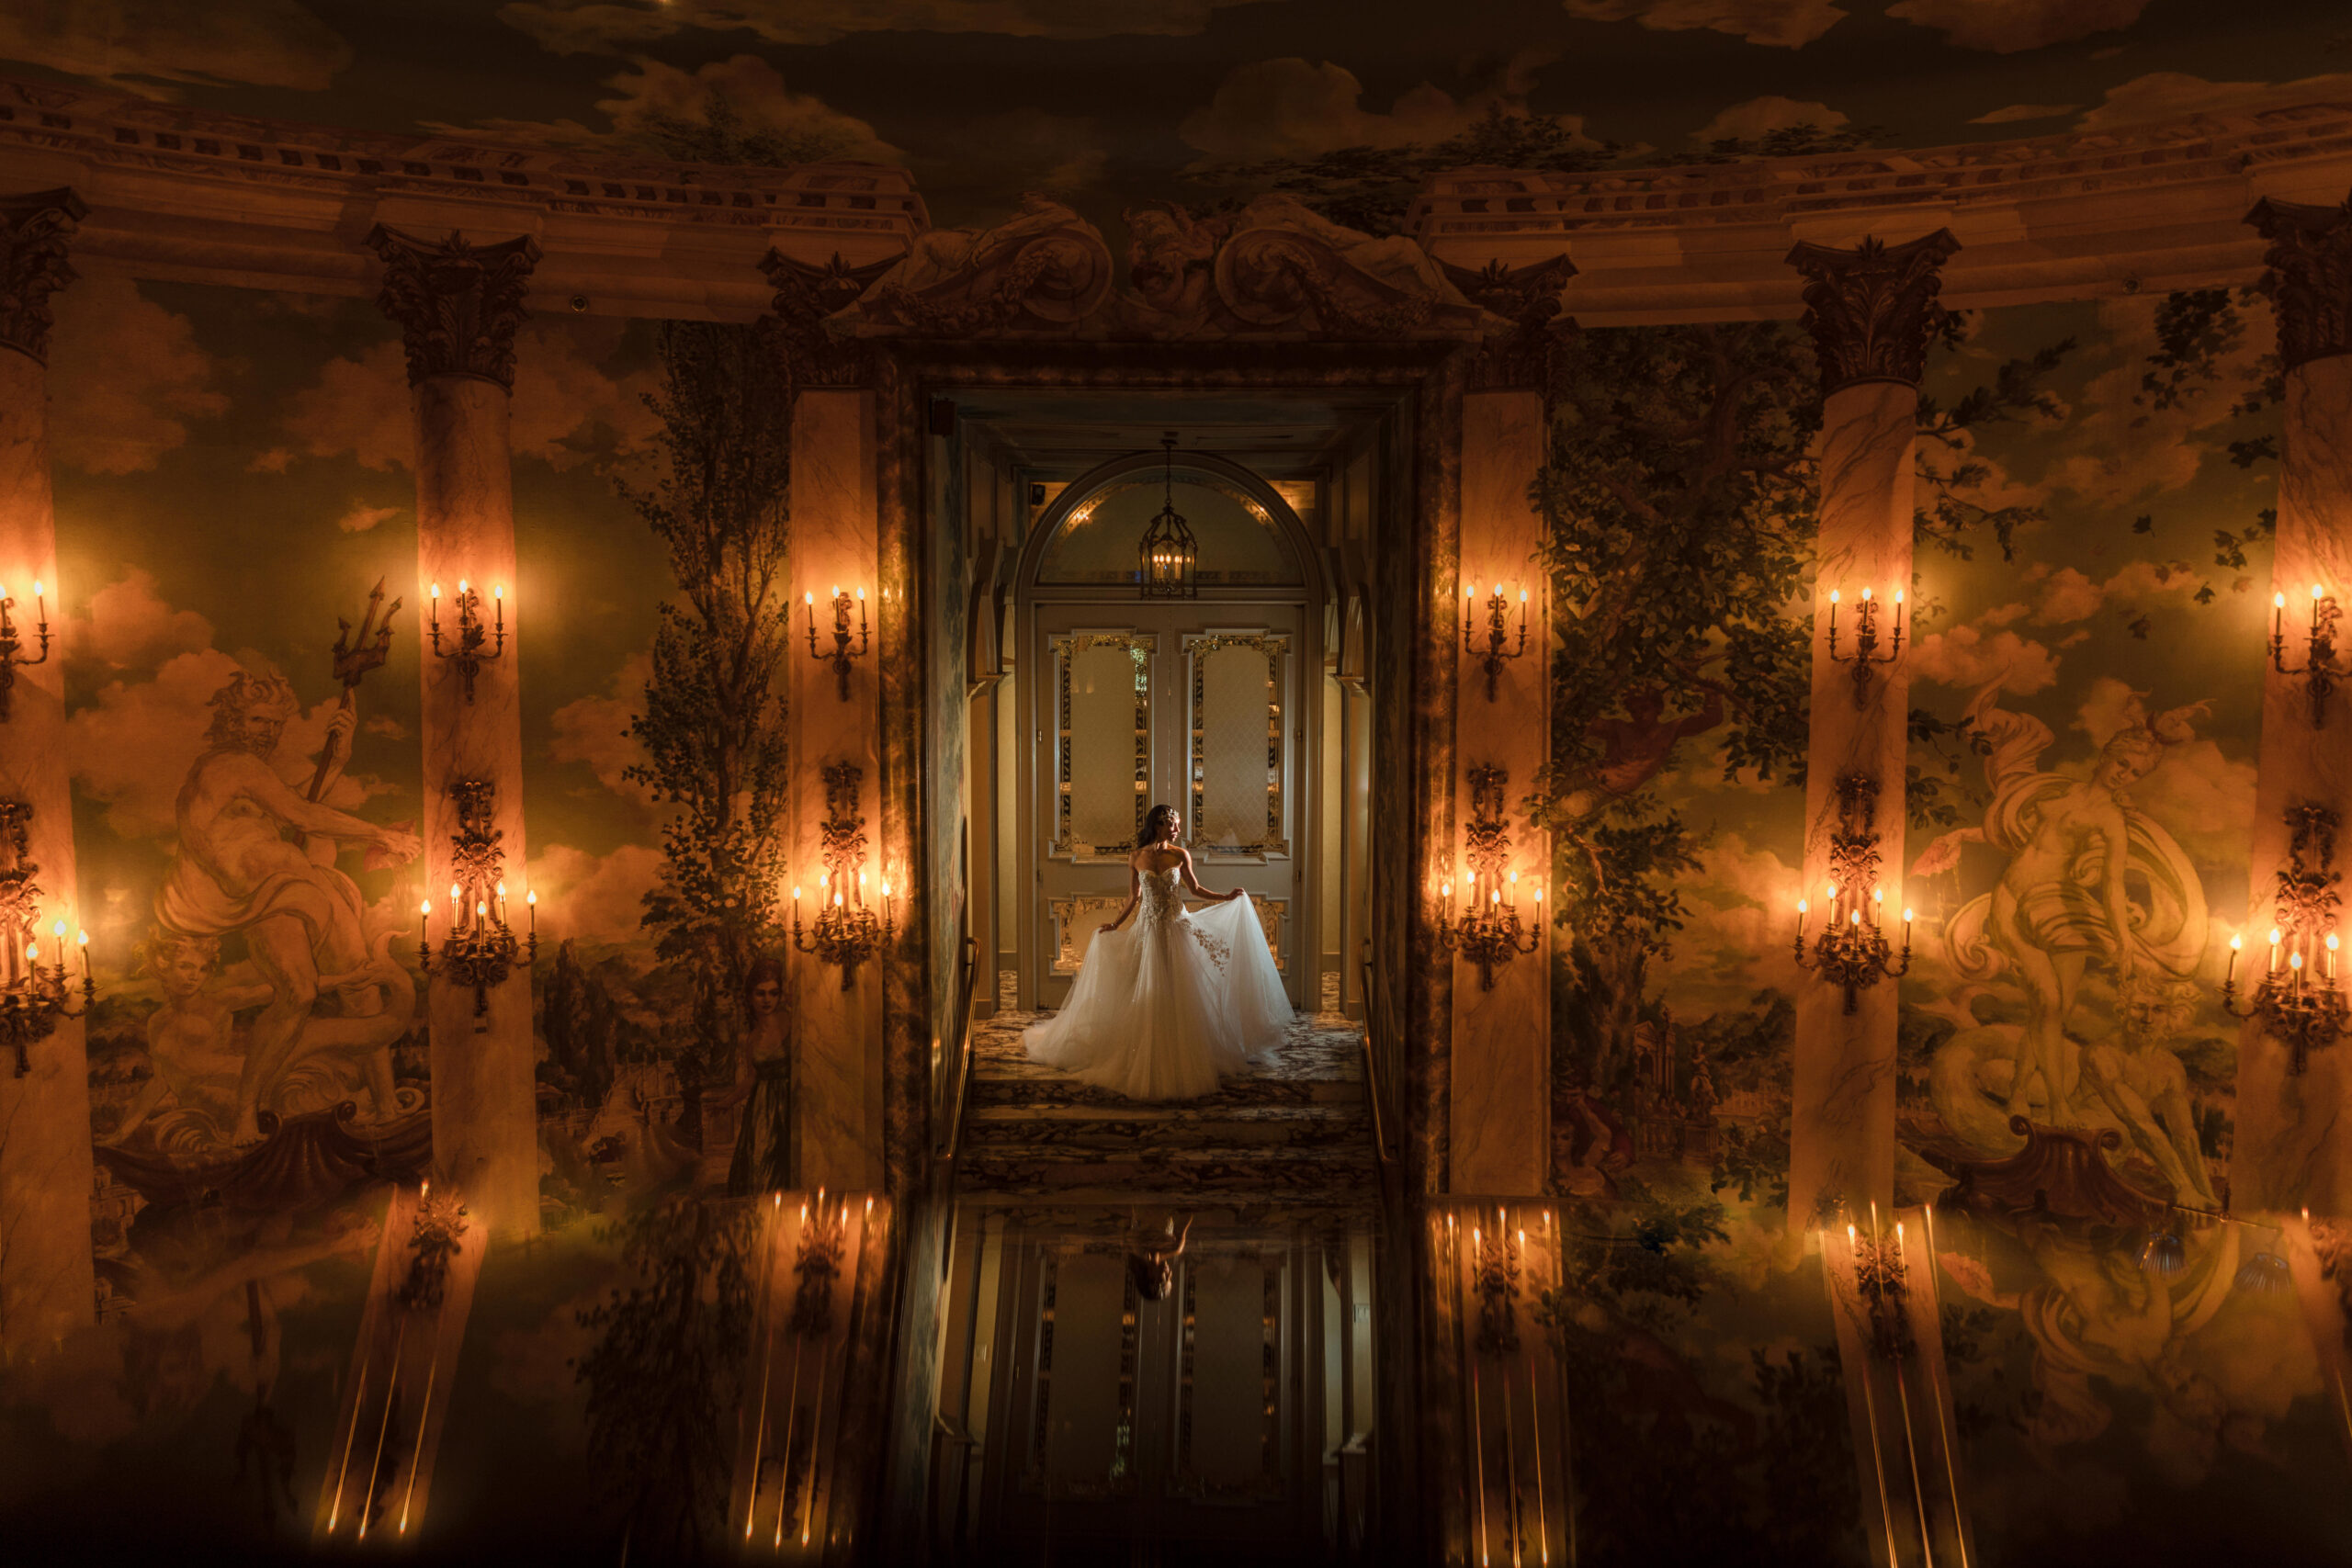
[0,188,95,1350]
[369,225,542,1237]
[2239,197,2352,1218]
[1784,231,1958,1231]
[1451,384,1549,1196]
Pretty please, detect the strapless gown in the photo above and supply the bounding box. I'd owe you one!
[1023,866,1293,1100]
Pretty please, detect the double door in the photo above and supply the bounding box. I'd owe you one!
[1029,599,1306,1010]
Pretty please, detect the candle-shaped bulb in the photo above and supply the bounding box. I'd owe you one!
[2277,591,2288,610]
[76,930,87,947]
[831,584,840,599]
[496,881,506,898]
[450,883,461,902]
[881,879,892,898]
[1520,588,1529,604]
[1825,884,1838,901]
[476,901,487,919]
[2315,583,2325,601]
[2231,932,2244,951]
[1440,880,1451,898]
[1493,581,1504,597]
[2292,950,2305,971]
[1893,589,1903,605]
[1903,908,1914,924]
[2273,927,2284,945]
[31,580,40,598]
[1532,887,1543,905]
[856,586,866,602]
[421,899,432,917]
[1797,898,1809,916]
[1871,886,1883,905]
[2331,934,2341,953]
[458,578,468,594]
[431,582,441,602]
[51,919,63,939]
[1849,909,1861,926]
[1860,585,1872,601]
[793,886,801,901]
[25,942,34,963]
[804,591,814,605]
[526,889,536,908]
[1508,870,1518,885]
[493,584,503,601]
[1491,888,1501,906]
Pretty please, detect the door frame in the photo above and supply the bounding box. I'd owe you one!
[1011,450,1329,1011]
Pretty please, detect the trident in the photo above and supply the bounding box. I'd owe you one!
[307,578,401,803]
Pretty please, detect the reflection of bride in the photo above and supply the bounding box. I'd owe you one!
[1914,682,2212,1199]
[1025,804,1293,1100]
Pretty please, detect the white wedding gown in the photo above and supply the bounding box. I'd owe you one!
[1024,866,1294,1100]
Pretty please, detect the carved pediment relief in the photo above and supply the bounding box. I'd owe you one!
[819,192,1513,344]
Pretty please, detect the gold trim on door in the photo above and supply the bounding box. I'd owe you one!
[1183,631,1288,860]
[1050,631,1155,863]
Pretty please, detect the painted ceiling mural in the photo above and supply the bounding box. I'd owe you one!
[3,1,2349,231]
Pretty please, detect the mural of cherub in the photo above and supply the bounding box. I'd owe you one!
[100,931,271,1149]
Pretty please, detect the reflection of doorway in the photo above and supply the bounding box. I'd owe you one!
[1015,455,1324,1010]
[975,1232,1329,1564]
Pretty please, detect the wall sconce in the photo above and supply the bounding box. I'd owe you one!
[1432,764,1540,991]
[0,801,93,1076]
[1463,581,1528,701]
[792,761,893,988]
[0,579,51,724]
[1825,585,1904,709]
[418,779,537,1027]
[428,579,506,703]
[1793,773,1911,1012]
[2270,584,2343,728]
[806,585,871,701]
[2222,801,2348,1075]
[1470,1211,1521,1357]
[1844,1211,1917,1363]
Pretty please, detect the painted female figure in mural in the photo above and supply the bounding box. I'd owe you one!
[158,668,422,1143]
[723,957,794,1195]
[1914,682,2214,1204]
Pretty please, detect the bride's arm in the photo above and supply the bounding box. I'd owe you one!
[1099,862,1141,932]
[1177,848,1246,902]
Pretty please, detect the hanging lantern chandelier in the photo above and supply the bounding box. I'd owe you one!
[1137,432,1197,599]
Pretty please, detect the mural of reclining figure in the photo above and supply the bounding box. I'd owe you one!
[157,669,422,1144]
[1912,679,2216,1207]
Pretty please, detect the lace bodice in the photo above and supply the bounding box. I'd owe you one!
[1136,864,1184,929]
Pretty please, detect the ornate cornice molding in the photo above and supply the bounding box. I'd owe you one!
[0,186,86,364]
[762,249,898,389]
[2248,194,2352,372]
[366,225,541,389]
[1441,253,1577,393]
[1786,229,1961,397]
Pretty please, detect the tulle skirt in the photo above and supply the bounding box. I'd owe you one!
[1023,896,1294,1100]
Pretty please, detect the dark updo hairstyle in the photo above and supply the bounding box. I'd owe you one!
[1136,803,1179,849]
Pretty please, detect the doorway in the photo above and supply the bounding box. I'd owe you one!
[1014,454,1325,1011]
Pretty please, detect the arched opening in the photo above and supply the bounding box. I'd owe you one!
[1008,448,1331,1012]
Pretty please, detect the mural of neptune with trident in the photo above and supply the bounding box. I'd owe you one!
[154,666,422,1145]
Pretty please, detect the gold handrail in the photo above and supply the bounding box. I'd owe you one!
[1359,940,1397,1168]
[938,932,979,1163]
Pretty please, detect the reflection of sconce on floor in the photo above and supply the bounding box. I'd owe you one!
[0,579,51,723]
[1845,1211,1916,1363]
[1793,773,1911,1013]
[2270,584,2343,728]
[0,800,93,1076]
[1824,585,1904,709]
[1433,764,1540,991]
[2222,801,2348,1075]
[428,579,505,703]
[1463,581,1528,701]
[1470,1210,1521,1357]
[792,761,893,989]
[806,585,870,701]
[419,779,537,1027]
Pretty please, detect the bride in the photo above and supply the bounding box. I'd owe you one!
[1025,804,1294,1100]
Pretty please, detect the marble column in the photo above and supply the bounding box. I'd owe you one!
[1784,231,1958,1230]
[2236,196,2352,1218]
[786,386,886,1192]
[1449,387,1549,1196]
[368,225,543,1238]
[0,187,94,1356]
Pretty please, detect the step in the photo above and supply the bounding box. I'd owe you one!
[958,1142,1375,1198]
[968,1071,1363,1111]
[962,1102,1368,1152]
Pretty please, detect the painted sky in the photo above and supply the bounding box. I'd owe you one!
[3,1,2347,228]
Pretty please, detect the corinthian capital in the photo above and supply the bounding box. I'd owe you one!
[0,188,89,366]
[366,225,542,390]
[1785,229,1961,398]
[2247,196,2352,373]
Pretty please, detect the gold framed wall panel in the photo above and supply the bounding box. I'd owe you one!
[1184,631,1288,860]
[1050,630,1154,863]
[1046,895,1288,976]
